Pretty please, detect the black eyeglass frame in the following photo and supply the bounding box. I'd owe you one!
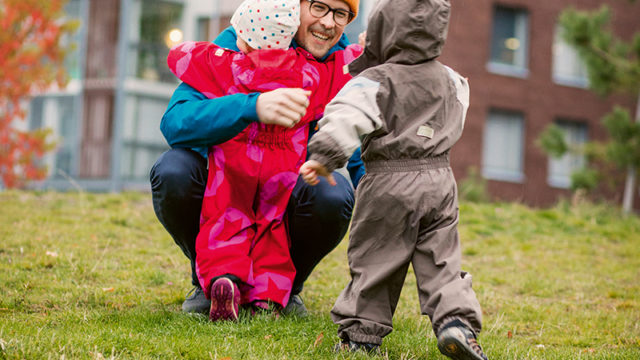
[306,0,355,26]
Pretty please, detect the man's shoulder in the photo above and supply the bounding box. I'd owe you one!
[215,26,240,51]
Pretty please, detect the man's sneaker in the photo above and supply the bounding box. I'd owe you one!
[437,320,488,360]
[334,339,380,353]
[209,277,240,322]
[280,294,308,317]
[182,286,210,314]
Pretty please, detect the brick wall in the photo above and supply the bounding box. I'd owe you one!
[440,0,640,208]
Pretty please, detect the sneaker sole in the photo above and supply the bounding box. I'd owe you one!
[209,278,239,321]
[437,327,484,360]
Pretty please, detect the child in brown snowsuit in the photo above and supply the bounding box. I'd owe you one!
[299,0,488,359]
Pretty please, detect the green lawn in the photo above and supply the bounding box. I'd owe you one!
[1,191,639,359]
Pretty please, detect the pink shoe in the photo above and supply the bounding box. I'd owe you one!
[209,277,240,322]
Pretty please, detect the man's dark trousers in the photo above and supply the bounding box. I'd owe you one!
[150,148,354,295]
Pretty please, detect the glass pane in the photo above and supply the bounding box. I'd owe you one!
[197,17,211,42]
[29,96,79,178]
[128,0,184,83]
[548,121,588,188]
[54,97,77,177]
[121,94,170,180]
[482,110,525,181]
[29,97,45,129]
[490,7,528,69]
[63,0,83,79]
[552,25,589,87]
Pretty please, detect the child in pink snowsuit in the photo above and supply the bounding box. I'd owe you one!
[167,0,361,321]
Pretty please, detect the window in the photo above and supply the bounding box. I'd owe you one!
[196,16,232,42]
[489,6,529,77]
[29,96,79,178]
[552,24,589,88]
[120,94,170,180]
[547,120,588,188]
[63,0,85,80]
[196,17,212,42]
[127,0,184,83]
[482,110,525,182]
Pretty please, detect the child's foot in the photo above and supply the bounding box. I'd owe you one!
[334,339,380,353]
[209,277,240,322]
[437,320,488,360]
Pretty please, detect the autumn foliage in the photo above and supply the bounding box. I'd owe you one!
[0,0,78,188]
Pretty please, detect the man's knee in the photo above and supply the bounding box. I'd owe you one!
[308,172,354,221]
[150,148,206,198]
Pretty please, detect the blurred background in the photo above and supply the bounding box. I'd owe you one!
[13,0,640,212]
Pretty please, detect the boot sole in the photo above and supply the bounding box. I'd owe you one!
[209,278,239,321]
[437,327,484,360]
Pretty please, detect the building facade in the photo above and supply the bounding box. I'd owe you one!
[26,0,640,209]
[26,0,368,191]
[439,0,640,208]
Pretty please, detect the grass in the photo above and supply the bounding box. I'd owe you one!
[1,191,639,359]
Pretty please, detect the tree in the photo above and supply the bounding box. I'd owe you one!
[0,0,79,188]
[539,2,640,213]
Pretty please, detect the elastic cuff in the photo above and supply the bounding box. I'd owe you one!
[308,153,337,174]
[436,316,476,337]
[243,93,261,123]
[308,132,349,173]
[341,330,383,346]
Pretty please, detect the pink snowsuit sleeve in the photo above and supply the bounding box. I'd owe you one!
[304,44,364,122]
[167,41,235,99]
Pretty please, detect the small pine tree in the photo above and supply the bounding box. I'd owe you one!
[539,2,640,212]
[0,0,79,188]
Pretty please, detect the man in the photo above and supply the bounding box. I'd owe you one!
[150,0,362,316]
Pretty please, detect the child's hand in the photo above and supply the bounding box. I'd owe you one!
[358,31,367,47]
[299,160,336,186]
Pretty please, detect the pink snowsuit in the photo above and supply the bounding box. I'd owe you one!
[167,41,361,307]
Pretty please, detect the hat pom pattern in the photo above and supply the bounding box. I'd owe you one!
[231,0,301,50]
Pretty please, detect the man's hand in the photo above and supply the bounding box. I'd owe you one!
[256,88,311,128]
[299,160,336,186]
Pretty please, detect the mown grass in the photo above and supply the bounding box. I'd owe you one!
[1,191,639,359]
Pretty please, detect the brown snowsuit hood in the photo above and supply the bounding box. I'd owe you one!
[349,0,451,75]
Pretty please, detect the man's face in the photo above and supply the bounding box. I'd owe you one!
[295,0,351,59]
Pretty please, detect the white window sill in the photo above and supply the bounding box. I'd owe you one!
[482,168,525,183]
[487,62,529,79]
[552,75,589,89]
[547,176,571,189]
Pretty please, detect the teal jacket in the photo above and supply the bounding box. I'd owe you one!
[160,26,364,187]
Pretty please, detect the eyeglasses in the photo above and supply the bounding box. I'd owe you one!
[306,0,354,26]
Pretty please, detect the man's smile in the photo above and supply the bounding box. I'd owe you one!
[311,31,330,41]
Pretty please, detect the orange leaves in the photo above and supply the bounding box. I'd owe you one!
[313,332,324,347]
[0,0,73,188]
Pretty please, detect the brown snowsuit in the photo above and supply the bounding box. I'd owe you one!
[307,0,483,346]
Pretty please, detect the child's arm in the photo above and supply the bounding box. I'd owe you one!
[167,41,233,98]
[302,76,382,184]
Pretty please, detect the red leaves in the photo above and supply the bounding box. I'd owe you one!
[0,0,72,188]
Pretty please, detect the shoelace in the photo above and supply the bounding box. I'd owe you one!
[468,338,486,357]
[185,286,204,298]
[185,287,196,298]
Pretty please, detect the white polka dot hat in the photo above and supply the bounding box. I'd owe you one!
[230,0,301,50]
